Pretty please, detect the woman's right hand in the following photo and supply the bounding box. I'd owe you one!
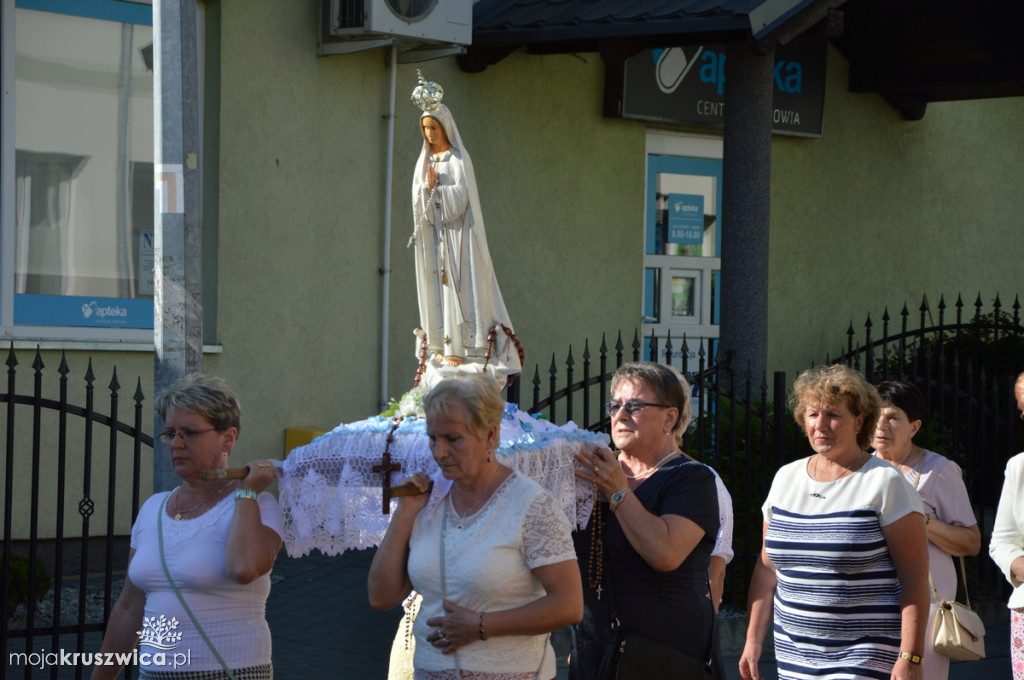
[395,472,432,514]
[738,642,763,680]
[426,164,438,190]
[1011,555,1024,587]
[573,445,627,499]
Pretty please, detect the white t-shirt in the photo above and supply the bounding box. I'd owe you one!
[129,490,282,671]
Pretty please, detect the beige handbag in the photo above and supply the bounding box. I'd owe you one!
[931,556,986,661]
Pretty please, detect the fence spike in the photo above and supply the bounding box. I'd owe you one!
[59,351,70,378]
[85,358,96,387]
[109,367,121,394]
[647,328,658,362]
[6,342,17,370]
[135,377,146,405]
[974,293,984,322]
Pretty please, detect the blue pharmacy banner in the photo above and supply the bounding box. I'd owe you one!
[667,193,704,245]
[15,294,154,328]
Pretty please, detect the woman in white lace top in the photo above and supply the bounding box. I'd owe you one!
[92,376,282,680]
[369,374,582,679]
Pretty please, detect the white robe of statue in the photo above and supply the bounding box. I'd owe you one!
[410,104,521,388]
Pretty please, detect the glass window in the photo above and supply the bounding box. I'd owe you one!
[8,1,154,330]
[643,150,722,362]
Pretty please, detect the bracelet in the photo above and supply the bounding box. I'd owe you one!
[234,489,259,503]
[478,611,487,640]
[609,488,633,513]
[898,651,922,665]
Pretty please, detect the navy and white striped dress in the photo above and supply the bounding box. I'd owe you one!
[763,455,923,680]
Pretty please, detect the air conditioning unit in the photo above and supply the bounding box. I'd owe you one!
[322,0,472,47]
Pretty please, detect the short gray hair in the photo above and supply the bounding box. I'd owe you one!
[155,375,241,434]
[610,362,688,434]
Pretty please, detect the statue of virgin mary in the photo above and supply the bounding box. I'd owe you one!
[408,73,521,389]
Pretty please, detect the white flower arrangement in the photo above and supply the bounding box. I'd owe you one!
[379,386,427,420]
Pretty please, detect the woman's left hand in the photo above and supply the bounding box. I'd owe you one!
[891,656,923,680]
[425,599,478,654]
[241,460,277,494]
[573,445,627,498]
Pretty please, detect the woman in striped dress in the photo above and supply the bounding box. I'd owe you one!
[739,365,929,680]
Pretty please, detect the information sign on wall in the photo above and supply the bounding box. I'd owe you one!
[667,193,704,245]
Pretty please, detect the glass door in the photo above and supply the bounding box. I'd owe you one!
[643,153,722,362]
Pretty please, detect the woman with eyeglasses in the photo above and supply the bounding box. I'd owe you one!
[92,376,282,680]
[569,362,722,679]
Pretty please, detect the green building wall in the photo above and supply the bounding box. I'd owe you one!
[10,4,1022,537]
[202,1,1024,466]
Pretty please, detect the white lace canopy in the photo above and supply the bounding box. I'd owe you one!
[278,403,608,556]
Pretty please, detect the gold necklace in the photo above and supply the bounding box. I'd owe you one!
[811,450,865,483]
[621,450,679,480]
[171,482,230,520]
[808,450,866,499]
[450,468,506,529]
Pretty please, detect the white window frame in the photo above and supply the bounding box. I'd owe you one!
[642,131,723,361]
[1,0,204,349]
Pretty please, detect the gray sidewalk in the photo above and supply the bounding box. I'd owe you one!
[266,549,1014,679]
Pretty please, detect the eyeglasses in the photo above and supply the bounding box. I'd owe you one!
[157,427,219,444]
[604,401,671,417]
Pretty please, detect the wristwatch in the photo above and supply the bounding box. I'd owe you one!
[898,651,922,665]
[609,488,632,512]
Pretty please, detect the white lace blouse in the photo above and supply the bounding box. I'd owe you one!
[407,470,576,679]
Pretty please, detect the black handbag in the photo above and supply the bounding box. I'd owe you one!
[595,496,715,680]
[598,628,712,680]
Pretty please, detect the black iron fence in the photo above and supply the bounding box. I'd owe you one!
[2,346,149,680]
[4,292,1021,670]
[513,293,1024,611]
